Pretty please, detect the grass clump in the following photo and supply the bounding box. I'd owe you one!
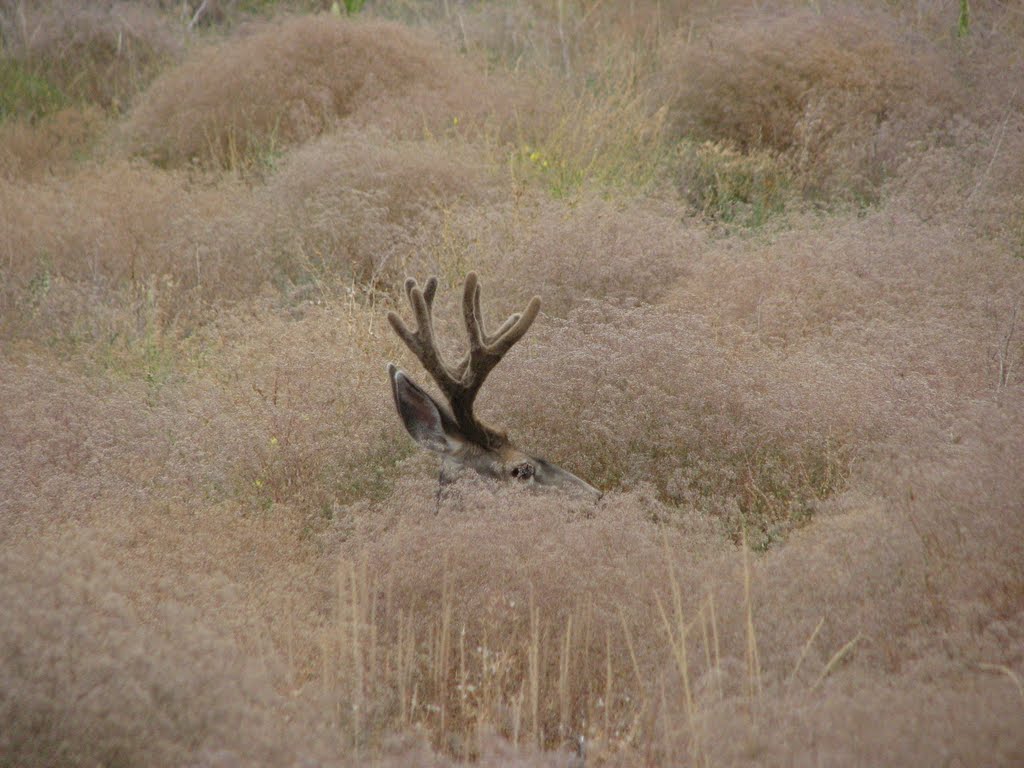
[0,104,105,180]
[0,58,65,122]
[321,479,725,758]
[0,1,181,113]
[676,139,791,226]
[0,534,340,767]
[408,193,700,319]
[510,68,671,196]
[123,14,516,170]
[0,132,498,349]
[654,5,960,203]
[481,302,870,544]
[2,1,1023,766]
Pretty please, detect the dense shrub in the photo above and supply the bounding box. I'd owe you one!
[123,15,519,168]
[405,193,701,320]
[655,6,960,200]
[0,535,340,767]
[2,1,1022,765]
[0,0,181,111]
[0,105,105,180]
[0,132,496,338]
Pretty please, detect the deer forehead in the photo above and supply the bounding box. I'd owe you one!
[456,441,529,468]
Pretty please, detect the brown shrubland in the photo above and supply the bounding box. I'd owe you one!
[655,5,962,201]
[122,14,523,169]
[0,0,182,110]
[0,105,106,180]
[1,2,1022,766]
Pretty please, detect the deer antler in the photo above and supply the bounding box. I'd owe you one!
[387,273,541,449]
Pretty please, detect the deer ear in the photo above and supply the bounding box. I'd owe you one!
[388,364,463,455]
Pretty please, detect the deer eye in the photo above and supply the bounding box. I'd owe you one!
[510,463,535,481]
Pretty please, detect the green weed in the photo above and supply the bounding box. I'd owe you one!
[957,0,971,37]
[0,60,65,122]
[677,140,790,226]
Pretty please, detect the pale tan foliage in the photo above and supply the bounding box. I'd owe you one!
[407,193,702,319]
[655,5,961,199]
[2,1,1023,766]
[123,14,518,168]
[0,132,496,341]
[0,0,182,109]
[0,106,106,181]
[0,534,339,767]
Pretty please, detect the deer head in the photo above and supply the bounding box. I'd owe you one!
[387,273,600,499]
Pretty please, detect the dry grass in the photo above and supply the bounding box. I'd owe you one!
[0,534,334,767]
[403,193,701,319]
[320,479,723,758]
[654,5,962,202]
[0,131,497,342]
[2,1,1023,766]
[0,0,182,111]
[0,105,106,180]
[122,14,521,169]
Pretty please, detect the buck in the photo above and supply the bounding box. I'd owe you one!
[387,273,601,499]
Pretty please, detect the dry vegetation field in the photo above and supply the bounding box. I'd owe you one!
[2,1,1023,765]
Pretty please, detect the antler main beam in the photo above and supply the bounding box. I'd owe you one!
[387,272,540,448]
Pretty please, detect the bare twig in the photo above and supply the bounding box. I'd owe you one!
[813,633,862,688]
[966,89,1019,205]
[188,0,211,32]
[787,615,826,685]
[997,302,1020,391]
[976,663,1024,701]
[557,0,572,78]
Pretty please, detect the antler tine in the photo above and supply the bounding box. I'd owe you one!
[489,312,521,343]
[422,276,438,306]
[458,272,542,382]
[462,273,486,355]
[490,296,540,355]
[470,283,488,343]
[388,277,458,394]
[471,281,520,345]
[404,276,437,306]
[452,274,539,380]
[453,281,518,378]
